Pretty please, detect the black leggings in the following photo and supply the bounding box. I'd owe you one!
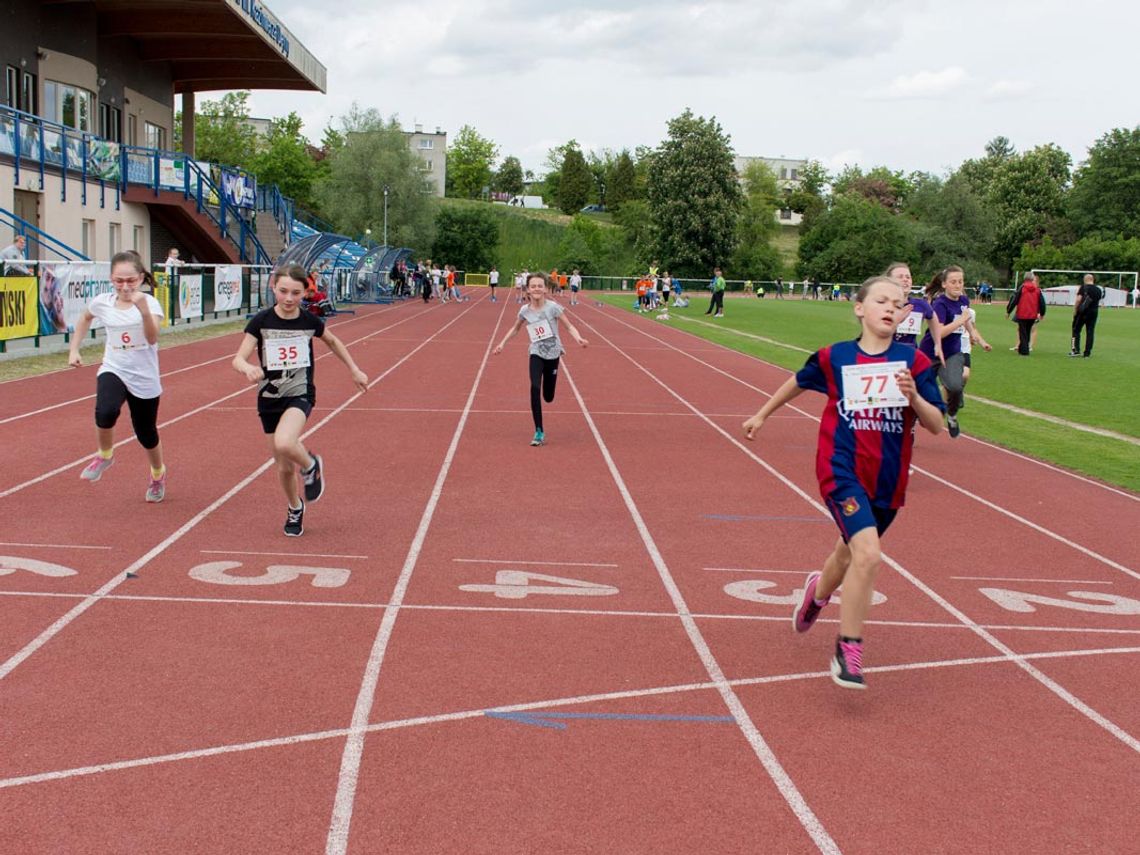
[706,290,724,314]
[95,373,161,449]
[528,354,560,431]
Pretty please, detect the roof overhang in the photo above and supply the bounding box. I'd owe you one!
[44,0,326,93]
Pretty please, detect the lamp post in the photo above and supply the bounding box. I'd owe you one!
[364,227,372,246]
[383,185,389,247]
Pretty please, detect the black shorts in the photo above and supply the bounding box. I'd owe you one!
[258,396,314,434]
[963,353,972,368]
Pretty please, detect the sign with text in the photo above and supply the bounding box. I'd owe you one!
[0,277,38,340]
[214,265,243,311]
[178,273,203,319]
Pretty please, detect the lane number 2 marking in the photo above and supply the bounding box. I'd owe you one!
[0,556,79,578]
[979,588,1140,616]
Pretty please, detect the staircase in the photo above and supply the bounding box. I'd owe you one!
[256,213,287,265]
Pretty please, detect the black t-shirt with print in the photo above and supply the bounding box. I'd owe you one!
[244,307,325,403]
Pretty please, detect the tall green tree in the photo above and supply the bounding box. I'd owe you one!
[177,91,259,168]
[732,160,782,278]
[606,149,637,211]
[558,144,593,214]
[987,144,1072,273]
[493,155,525,197]
[1068,127,1140,239]
[797,195,917,281]
[248,112,318,210]
[647,109,742,276]
[446,125,499,199]
[315,105,437,252]
[432,205,499,270]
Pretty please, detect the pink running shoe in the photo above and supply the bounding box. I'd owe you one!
[80,456,114,482]
[145,472,167,503]
[792,571,829,633]
[831,638,866,690]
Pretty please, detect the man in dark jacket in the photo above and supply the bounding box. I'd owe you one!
[1070,273,1102,358]
[1007,272,1046,356]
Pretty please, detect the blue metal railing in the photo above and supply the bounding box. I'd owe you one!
[0,206,88,260]
[0,104,270,265]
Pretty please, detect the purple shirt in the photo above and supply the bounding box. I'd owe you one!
[894,297,934,347]
[920,294,969,359]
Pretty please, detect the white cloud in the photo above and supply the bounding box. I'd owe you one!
[867,66,968,100]
[985,79,1033,100]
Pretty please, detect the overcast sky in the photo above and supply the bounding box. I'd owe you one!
[222,0,1139,178]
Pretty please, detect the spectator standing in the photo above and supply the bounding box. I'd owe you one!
[489,266,500,302]
[163,248,184,279]
[705,267,726,317]
[1,234,31,275]
[1006,272,1046,357]
[1070,273,1102,358]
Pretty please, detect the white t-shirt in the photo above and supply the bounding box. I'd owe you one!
[519,301,565,359]
[90,292,165,398]
[489,270,499,285]
[960,307,977,355]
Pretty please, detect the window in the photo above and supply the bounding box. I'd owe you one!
[127,114,137,145]
[132,225,144,251]
[99,103,121,142]
[21,72,36,114]
[780,167,788,179]
[44,80,93,130]
[144,121,165,150]
[780,208,793,221]
[109,223,121,255]
[790,168,798,181]
[5,67,16,109]
[81,219,95,258]
[418,138,433,149]
[421,159,433,172]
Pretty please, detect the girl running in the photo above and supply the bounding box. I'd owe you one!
[885,262,943,363]
[919,266,973,438]
[493,271,588,446]
[69,251,168,502]
[742,276,945,689]
[232,264,369,536]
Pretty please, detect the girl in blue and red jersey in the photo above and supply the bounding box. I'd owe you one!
[885,262,943,363]
[743,276,945,689]
[918,266,975,438]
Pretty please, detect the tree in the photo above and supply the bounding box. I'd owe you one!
[797,195,917,281]
[493,155,525,197]
[248,112,318,210]
[796,160,829,197]
[732,160,782,278]
[647,109,743,276]
[985,135,1016,160]
[315,105,437,252]
[558,145,593,214]
[178,91,259,168]
[606,149,637,211]
[832,165,912,212]
[432,204,499,271]
[446,125,499,199]
[987,144,1072,273]
[1068,127,1140,239]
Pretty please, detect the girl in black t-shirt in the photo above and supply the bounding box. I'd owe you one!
[233,264,369,536]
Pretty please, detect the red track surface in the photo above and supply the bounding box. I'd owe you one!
[1,294,1137,853]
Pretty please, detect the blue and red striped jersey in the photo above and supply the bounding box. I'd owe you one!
[796,339,945,509]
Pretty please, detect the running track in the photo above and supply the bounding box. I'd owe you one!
[0,294,1136,853]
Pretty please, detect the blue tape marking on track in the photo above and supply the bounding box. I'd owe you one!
[484,710,736,730]
[703,514,829,523]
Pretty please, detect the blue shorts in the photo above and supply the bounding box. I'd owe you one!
[825,488,897,543]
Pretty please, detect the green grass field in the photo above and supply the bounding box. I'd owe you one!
[597,292,1140,492]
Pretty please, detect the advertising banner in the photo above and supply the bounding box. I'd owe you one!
[158,157,186,189]
[40,262,113,333]
[214,265,243,311]
[87,140,121,181]
[178,273,203,319]
[221,169,256,209]
[0,277,39,340]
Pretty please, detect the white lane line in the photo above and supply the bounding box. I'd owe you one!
[951,576,1114,585]
[3,644,1135,792]
[704,567,811,574]
[452,558,620,568]
[562,361,841,855]
[588,305,1140,580]
[199,550,370,560]
[0,304,482,683]
[325,297,509,855]
[2,589,1139,637]
[576,311,1140,755]
[0,542,111,550]
[0,304,440,502]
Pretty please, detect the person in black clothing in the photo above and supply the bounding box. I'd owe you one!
[1070,274,1102,358]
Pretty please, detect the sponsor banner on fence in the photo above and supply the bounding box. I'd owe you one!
[0,277,39,340]
[221,169,256,209]
[158,157,186,189]
[40,262,113,333]
[214,265,243,311]
[178,274,203,318]
[88,140,121,181]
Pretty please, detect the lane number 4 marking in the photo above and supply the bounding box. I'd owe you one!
[460,570,618,599]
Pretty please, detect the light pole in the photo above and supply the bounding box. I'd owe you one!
[382,185,389,247]
[364,227,372,246]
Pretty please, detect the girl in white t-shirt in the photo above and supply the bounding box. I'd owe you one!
[68,251,168,502]
[493,272,588,446]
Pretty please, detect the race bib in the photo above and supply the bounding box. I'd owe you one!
[264,333,311,371]
[841,362,908,410]
[526,320,555,343]
[110,324,146,351]
[895,311,923,336]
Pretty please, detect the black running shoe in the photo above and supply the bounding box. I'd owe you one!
[947,415,960,438]
[302,454,324,503]
[284,502,305,537]
[831,637,866,690]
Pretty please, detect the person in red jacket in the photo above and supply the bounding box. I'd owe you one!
[1006,272,1046,355]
